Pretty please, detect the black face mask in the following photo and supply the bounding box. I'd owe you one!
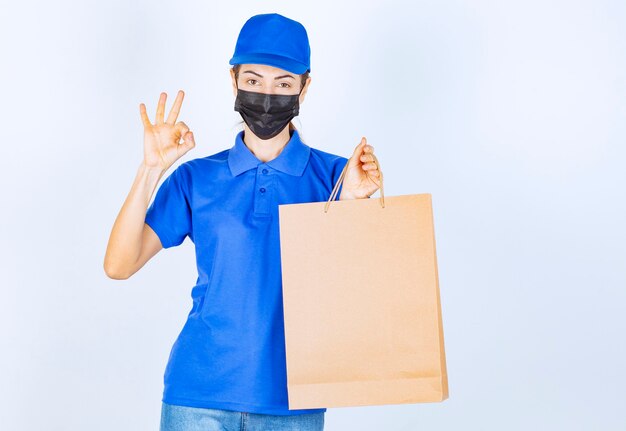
[234,84,303,140]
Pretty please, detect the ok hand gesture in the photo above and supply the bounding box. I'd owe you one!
[140,90,195,171]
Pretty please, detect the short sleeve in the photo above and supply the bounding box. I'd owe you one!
[145,164,192,249]
[331,156,349,201]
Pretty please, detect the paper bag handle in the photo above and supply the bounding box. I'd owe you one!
[324,151,385,212]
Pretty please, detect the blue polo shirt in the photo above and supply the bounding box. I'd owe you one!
[144,129,348,416]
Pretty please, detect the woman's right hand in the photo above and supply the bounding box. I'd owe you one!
[140,90,195,171]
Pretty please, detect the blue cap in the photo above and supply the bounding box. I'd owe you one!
[229,13,311,75]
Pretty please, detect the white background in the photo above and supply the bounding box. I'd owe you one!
[1,0,624,430]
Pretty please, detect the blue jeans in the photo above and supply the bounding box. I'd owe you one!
[159,402,325,431]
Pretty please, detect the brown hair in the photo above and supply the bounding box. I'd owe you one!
[231,63,310,134]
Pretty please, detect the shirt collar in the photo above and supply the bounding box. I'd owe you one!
[228,129,311,177]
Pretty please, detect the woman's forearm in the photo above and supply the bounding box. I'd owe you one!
[103,162,165,279]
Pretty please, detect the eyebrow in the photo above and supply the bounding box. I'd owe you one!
[242,70,295,80]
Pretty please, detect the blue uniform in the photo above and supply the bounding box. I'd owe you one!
[145,129,348,415]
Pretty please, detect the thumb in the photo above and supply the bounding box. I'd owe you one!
[348,137,367,166]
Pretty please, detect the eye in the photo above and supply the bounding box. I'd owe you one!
[278,82,291,88]
[246,79,259,85]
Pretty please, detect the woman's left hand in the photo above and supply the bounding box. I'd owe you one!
[339,137,381,200]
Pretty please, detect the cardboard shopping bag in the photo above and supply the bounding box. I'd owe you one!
[278,156,448,409]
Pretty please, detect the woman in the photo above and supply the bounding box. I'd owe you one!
[104,12,380,431]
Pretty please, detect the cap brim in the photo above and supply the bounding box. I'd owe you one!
[229,53,309,74]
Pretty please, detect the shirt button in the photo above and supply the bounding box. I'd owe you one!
[259,187,266,193]
[262,168,268,174]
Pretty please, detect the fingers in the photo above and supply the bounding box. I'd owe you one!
[354,137,375,160]
[155,92,166,125]
[349,136,378,173]
[361,162,378,170]
[139,103,152,128]
[181,131,195,152]
[176,121,190,138]
[359,152,376,164]
[352,136,367,156]
[348,136,368,167]
[343,136,382,194]
[357,138,380,183]
[166,90,185,125]
[356,136,376,167]
[358,136,375,153]
[176,122,194,153]
[141,91,187,130]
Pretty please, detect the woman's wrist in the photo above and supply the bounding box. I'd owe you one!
[139,161,167,177]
